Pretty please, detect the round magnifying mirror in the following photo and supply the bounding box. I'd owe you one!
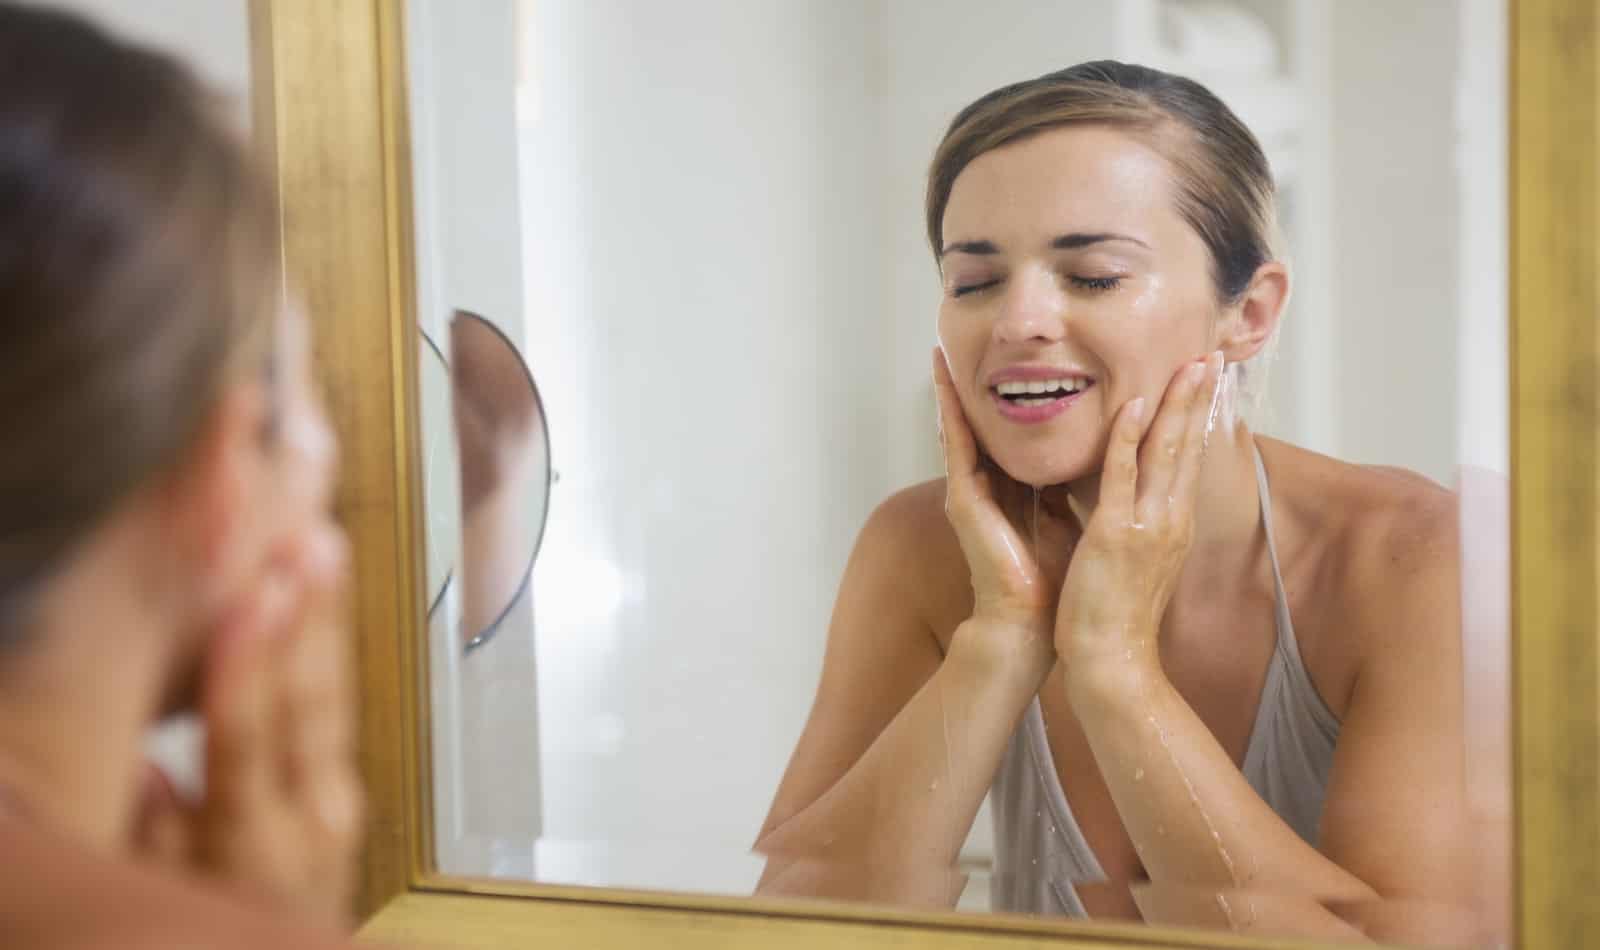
[418,309,551,653]
[447,309,551,652]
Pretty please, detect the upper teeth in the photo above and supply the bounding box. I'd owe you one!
[995,378,1087,396]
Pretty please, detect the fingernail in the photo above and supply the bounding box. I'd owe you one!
[1128,397,1146,423]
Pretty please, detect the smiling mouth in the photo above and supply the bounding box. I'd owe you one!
[992,377,1095,406]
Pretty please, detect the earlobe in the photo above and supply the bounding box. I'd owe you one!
[1219,261,1290,363]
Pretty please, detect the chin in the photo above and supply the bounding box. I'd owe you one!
[984,442,1100,489]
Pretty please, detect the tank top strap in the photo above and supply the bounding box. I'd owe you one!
[1251,441,1339,733]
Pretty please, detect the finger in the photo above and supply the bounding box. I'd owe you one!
[932,347,982,486]
[283,621,364,904]
[1136,357,1210,521]
[278,541,362,926]
[131,763,194,863]
[1097,396,1147,517]
[1169,352,1225,516]
[202,579,289,828]
[301,762,365,890]
[280,533,355,802]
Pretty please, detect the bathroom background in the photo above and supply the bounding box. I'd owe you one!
[408,0,1509,911]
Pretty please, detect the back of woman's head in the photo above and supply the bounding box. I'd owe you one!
[0,4,277,642]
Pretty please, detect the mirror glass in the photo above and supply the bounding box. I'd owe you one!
[406,1,1511,944]
[420,327,458,621]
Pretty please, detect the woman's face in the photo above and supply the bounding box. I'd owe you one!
[159,303,339,716]
[936,125,1224,488]
[204,302,341,610]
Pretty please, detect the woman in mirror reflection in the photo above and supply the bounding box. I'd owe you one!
[757,60,1499,944]
[0,6,391,948]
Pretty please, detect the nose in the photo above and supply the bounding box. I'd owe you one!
[992,265,1066,345]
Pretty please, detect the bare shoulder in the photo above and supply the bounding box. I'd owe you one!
[1259,438,1457,578]
[1257,439,1460,704]
[1339,462,1462,679]
[855,478,973,645]
[1336,462,1460,600]
[0,821,371,950]
[868,477,949,533]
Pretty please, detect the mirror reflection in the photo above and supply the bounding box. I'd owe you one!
[407,0,1510,944]
[420,327,457,620]
[420,311,551,652]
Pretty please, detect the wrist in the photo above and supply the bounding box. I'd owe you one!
[947,617,1055,691]
[1061,639,1166,711]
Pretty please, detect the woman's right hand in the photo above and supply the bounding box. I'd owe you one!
[932,348,1077,676]
[133,521,362,927]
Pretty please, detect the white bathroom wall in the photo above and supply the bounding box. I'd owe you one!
[407,0,527,345]
[1329,1,1463,483]
[1457,0,1510,477]
[515,0,888,891]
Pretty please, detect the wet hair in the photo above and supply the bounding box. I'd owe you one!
[926,61,1281,404]
[0,4,277,645]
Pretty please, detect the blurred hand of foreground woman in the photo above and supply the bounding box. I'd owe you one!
[133,519,362,926]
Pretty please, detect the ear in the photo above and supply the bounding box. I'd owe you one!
[1217,261,1290,363]
[154,379,272,615]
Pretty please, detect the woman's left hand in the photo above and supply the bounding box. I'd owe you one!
[1055,351,1224,673]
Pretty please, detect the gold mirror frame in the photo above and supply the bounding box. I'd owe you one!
[251,0,1598,946]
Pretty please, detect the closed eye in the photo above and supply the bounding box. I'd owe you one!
[952,278,1001,298]
[1070,275,1123,292]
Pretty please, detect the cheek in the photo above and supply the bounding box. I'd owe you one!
[936,305,979,366]
[935,308,991,401]
[1088,286,1213,396]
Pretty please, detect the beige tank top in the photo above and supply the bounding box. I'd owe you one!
[988,445,1341,916]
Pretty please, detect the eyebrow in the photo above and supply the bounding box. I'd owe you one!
[939,232,1151,258]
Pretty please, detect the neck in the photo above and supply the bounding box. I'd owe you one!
[0,527,180,852]
[1067,417,1265,590]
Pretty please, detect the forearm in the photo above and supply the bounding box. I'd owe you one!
[1066,661,1376,903]
[1133,883,1371,940]
[755,621,1045,900]
[753,855,969,907]
[1136,883,1491,943]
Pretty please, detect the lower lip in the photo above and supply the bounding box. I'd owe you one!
[991,386,1092,423]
